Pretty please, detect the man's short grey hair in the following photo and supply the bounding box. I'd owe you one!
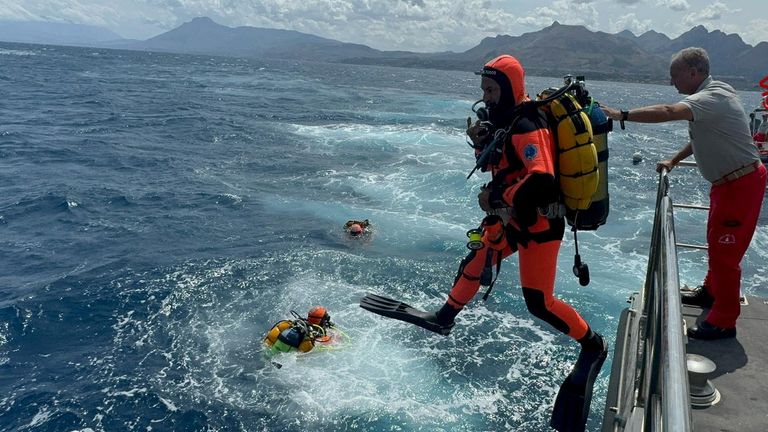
[671,47,710,75]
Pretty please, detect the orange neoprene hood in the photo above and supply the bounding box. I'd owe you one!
[480,55,527,106]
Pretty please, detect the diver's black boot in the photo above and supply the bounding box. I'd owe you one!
[578,329,604,351]
[572,330,608,386]
[427,303,460,336]
[550,330,609,432]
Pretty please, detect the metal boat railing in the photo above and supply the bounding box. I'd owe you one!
[602,166,693,431]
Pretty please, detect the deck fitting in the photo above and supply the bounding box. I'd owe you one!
[687,353,721,407]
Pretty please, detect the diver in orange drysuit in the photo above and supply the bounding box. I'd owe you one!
[428,55,605,361]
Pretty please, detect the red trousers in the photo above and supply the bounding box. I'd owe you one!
[704,164,767,328]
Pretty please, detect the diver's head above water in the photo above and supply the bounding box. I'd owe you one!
[475,55,527,127]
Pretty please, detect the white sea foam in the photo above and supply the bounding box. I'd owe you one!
[0,48,37,56]
[0,321,7,366]
[288,122,464,153]
[98,250,596,429]
[25,406,52,428]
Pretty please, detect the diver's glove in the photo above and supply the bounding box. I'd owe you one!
[487,187,507,210]
[481,182,508,211]
[466,118,495,149]
[511,173,559,227]
[478,184,492,212]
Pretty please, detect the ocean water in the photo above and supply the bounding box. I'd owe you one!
[1,42,766,432]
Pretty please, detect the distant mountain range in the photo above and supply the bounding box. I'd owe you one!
[2,17,766,90]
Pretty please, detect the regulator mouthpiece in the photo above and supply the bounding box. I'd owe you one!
[472,99,489,122]
[466,228,484,250]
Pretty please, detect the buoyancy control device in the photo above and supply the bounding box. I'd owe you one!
[537,75,612,285]
[264,310,332,353]
[537,75,612,232]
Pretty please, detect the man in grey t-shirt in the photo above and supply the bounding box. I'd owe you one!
[603,47,767,340]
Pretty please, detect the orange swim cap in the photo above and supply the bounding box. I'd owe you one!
[308,306,330,326]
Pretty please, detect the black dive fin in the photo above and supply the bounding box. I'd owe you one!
[550,341,609,432]
[359,293,453,336]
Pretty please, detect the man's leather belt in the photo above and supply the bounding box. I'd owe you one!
[712,161,761,186]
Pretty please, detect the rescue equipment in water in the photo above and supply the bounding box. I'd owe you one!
[263,308,345,353]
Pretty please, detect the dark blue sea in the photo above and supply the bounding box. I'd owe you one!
[1,42,766,432]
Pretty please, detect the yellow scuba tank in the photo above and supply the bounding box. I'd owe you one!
[576,101,611,230]
[535,76,612,287]
[264,320,293,346]
[297,337,314,353]
[272,325,308,353]
[538,91,599,212]
[265,320,319,353]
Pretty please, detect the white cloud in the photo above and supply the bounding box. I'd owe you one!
[125,0,524,51]
[0,0,764,50]
[745,18,768,46]
[722,18,768,47]
[0,1,38,20]
[660,0,689,12]
[683,1,731,26]
[0,0,179,39]
[609,13,652,35]
[523,0,599,30]
[0,0,512,50]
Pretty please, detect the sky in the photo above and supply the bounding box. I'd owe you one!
[1,0,767,52]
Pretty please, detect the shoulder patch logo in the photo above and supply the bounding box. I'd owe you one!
[523,144,539,161]
[718,234,736,245]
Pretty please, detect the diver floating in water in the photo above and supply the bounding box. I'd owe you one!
[264,306,345,353]
[344,219,371,237]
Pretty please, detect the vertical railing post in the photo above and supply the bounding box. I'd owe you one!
[639,169,693,431]
[602,167,694,431]
[659,195,694,430]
